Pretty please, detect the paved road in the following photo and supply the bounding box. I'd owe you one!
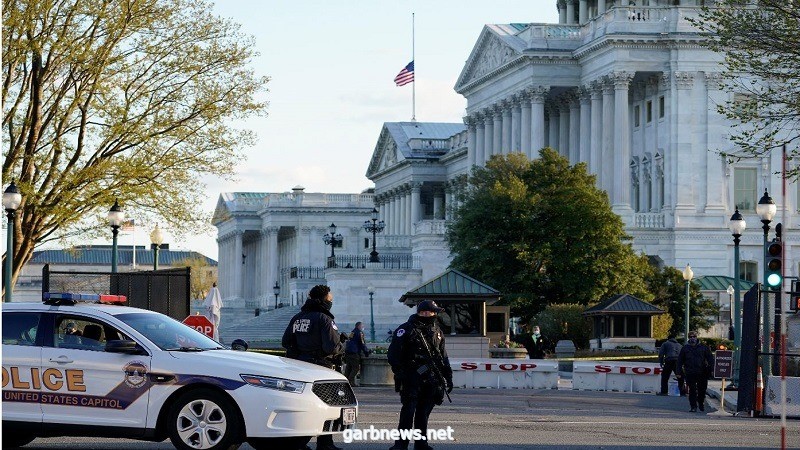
[21,388,789,449]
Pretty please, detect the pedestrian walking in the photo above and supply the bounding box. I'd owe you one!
[387,300,453,450]
[657,334,685,396]
[515,325,552,359]
[676,331,714,412]
[282,285,347,450]
[344,321,371,385]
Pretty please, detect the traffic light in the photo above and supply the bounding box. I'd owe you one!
[765,238,782,289]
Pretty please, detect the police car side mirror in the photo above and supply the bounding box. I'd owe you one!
[106,339,145,355]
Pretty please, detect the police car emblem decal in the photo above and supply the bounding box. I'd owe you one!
[337,390,345,397]
[123,361,148,388]
[396,329,405,337]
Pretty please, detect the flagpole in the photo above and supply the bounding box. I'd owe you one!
[412,12,415,122]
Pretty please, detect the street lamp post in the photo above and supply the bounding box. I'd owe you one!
[107,199,125,273]
[728,207,746,387]
[368,285,376,342]
[273,281,280,310]
[3,180,22,303]
[322,223,343,267]
[682,264,694,343]
[363,208,386,263]
[150,224,164,271]
[756,190,776,374]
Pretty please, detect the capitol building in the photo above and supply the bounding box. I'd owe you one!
[213,1,799,336]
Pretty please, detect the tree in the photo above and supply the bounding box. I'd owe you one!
[174,255,216,301]
[694,2,800,168]
[447,150,651,322]
[530,303,593,349]
[644,266,719,339]
[2,0,268,291]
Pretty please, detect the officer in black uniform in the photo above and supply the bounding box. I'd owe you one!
[387,300,453,450]
[282,285,346,450]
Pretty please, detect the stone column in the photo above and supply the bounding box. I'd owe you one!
[569,92,581,164]
[233,230,243,298]
[611,71,634,214]
[483,111,494,162]
[511,96,522,153]
[410,182,421,229]
[298,227,311,270]
[598,0,606,14]
[492,105,503,157]
[266,227,279,295]
[433,189,444,219]
[398,188,406,235]
[530,87,548,158]
[547,102,560,152]
[390,190,398,235]
[674,71,696,210]
[602,80,615,195]
[444,185,452,221]
[501,101,512,154]
[566,0,576,24]
[579,0,588,23]
[559,99,570,159]
[405,186,413,235]
[590,81,604,179]
[466,116,477,168]
[579,87,592,165]
[475,114,486,166]
[558,0,567,23]
[520,91,532,157]
[705,72,726,212]
[216,236,226,296]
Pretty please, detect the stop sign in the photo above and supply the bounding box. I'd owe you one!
[183,314,215,339]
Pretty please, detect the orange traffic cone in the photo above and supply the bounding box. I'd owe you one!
[754,366,764,416]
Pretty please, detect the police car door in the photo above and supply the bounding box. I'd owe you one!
[40,313,152,429]
[1,311,43,423]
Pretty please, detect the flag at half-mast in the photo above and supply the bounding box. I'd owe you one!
[394,61,414,86]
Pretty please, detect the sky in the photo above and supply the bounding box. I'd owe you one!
[156,0,560,260]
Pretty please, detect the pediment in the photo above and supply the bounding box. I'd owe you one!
[366,126,401,179]
[211,195,233,225]
[455,27,524,92]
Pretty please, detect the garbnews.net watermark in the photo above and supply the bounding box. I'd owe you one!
[342,426,455,444]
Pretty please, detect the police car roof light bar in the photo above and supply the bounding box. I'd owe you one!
[42,292,127,306]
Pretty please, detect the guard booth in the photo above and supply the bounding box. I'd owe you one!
[582,294,665,351]
[398,269,506,358]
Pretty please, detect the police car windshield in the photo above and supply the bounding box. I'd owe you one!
[115,313,222,351]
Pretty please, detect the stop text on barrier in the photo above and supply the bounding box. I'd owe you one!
[594,364,662,375]
[459,362,538,371]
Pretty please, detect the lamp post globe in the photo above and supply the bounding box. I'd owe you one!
[273,281,280,309]
[107,199,125,273]
[367,285,376,342]
[682,264,693,343]
[150,224,164,271]
[3,180,22,303]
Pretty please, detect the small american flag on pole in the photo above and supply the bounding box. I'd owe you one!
[394,61,414,86]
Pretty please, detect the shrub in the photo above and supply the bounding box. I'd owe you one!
[531,303,593,349]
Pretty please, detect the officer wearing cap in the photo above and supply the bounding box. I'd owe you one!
[387,300,453,450]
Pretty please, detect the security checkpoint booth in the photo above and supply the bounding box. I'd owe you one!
[582,294,665,351]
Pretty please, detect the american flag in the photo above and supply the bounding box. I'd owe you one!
[394,61,414,87]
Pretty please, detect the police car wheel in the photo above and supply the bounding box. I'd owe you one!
[1,434,35,448]
[167,388,243,450]
[247,436,312,450]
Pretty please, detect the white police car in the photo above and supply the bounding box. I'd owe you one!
[1,297,357,449]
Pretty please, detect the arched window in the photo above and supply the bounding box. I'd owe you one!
[740,261,758,283]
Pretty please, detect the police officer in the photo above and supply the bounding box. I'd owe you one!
[387,300,453,450]
[282,285,346,450]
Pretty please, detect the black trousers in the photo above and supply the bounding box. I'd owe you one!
[395,382,438,448]
[344,353,361,385]
[660,359,684,394]
[685,373,709,408]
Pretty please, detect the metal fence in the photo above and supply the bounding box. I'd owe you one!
[42,264,190,321]
[327,254,419,269]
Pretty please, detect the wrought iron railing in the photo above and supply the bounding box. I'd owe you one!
[327,254,420,269]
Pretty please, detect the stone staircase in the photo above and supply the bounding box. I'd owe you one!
[219,305,301,346]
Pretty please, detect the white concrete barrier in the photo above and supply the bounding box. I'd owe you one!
[449,359,558,389]
[572,361,661,393]
[764,376,800,418]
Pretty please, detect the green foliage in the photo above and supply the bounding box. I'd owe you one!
[2,0,269,284]
[448,150,651,322]
[644,266,720,338]
[693,1,800,168]
[700,337,733,351]
[174,255,217,301]
[652,313,673,341]
[530,303,593,350]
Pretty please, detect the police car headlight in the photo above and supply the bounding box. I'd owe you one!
[240,374,305,393]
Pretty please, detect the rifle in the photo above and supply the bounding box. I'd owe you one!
[417,331,452,403]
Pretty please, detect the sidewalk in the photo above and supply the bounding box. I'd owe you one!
[706,378,739,413]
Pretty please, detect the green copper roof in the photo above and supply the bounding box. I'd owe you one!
[694,275,756,291]
[583,294,664,316]
[399,269,500,305]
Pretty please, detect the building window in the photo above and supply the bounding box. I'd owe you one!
[646,101,653,123]
[740,261,757,283]
[364,238,370,249]
[631,160,640,212]
[734,168,757,212]
[659,96,665,118]
[634,105,641,127]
